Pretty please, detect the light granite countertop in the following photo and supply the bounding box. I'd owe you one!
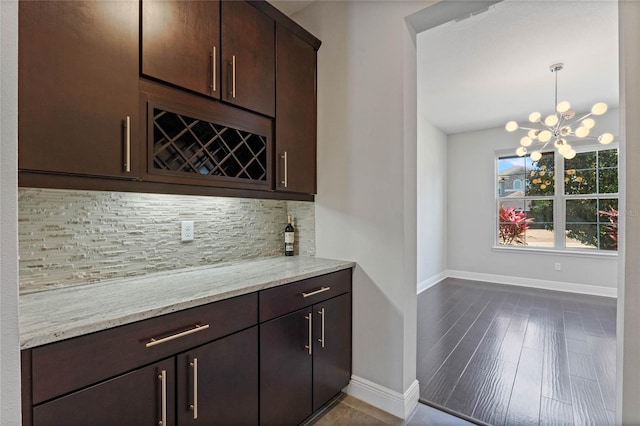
[19,256,355,349]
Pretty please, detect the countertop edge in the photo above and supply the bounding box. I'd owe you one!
[20,259,355,349]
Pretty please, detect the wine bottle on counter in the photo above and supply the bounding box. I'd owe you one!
[285,215,295,256]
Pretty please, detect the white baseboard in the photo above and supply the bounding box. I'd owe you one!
[446,269,617,298]
[346,376,420,419]
[417,272,448,294]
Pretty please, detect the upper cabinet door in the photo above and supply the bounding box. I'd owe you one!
[275,25,317,194]
[142,0,220,99]
[18,1,139,178]
[221,1,275,117]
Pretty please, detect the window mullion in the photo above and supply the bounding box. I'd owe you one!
[555,149,565,249]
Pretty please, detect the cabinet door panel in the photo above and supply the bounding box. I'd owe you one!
[142,0,220,98]
[275,25,317,194]
[18,1,139,178]
[177,327,258,425]
[221,1,275,117]
[313,293,352,411]
[33,358,175,426]
[260,309,312,426]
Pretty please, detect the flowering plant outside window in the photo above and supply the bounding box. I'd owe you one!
[599,206,618,250]
[498,206,531,245]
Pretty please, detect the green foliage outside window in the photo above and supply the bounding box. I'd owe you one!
[497,148,618,250]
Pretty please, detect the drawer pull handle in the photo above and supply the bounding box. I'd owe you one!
[190,358,199,419]
[281,151,288,188]
[146,324,210,348]
[124,116,131,173]
[210,46,216,94]
[302,287,331,298]
[304,313,312,355]
[318,308,325,348]
[232,55,236,98]
[158,369,167,425]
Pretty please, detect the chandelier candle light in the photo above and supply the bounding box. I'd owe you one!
[505,63,615,161]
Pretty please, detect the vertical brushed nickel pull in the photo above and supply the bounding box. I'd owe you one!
[124,116,131,173]
[231,55,236,98]
[158,370,167,425]
[304,313,312,355]
[318,308,325,348]
[190,358,199,419]
[281,151,288,188]
[210,47,216,93]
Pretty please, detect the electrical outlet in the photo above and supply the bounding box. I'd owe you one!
[555,262,561,271]
[181,221,194,242]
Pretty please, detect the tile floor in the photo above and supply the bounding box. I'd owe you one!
[307,394,475,426]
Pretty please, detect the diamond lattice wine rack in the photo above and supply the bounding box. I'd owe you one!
[150,106,269,186]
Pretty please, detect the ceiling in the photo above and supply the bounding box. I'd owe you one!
[417,0,619,135]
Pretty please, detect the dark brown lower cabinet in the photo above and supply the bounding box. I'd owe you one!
[32,328,258,426]
[33,358,176,426]
[260,309,313,426]
[260,293,352,425]
[312,294,352,412]
[22,270,351,426]
[177,327,258,425]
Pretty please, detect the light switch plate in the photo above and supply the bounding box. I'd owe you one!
[181,221,194,242]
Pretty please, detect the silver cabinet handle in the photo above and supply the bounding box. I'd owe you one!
[302,286,330,298]
[158,370,167,426]
[146,324,210,348]
[318,308,325,348]
[124,116,131,173]
[281,151,288,188]
[232,55,236,98]
[304,313,312,355]
[210,46,216,93]
[190,358,199,419]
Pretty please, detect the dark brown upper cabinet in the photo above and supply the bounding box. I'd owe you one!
[275,24,317,194]
[18,1,139,179]
[221,1,275,117]
[141,0,221,99]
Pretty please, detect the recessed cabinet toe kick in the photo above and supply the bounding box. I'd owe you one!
[21,269,352,426]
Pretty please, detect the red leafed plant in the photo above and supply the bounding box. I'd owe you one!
[499,206,530,245]
[599,206,618,250]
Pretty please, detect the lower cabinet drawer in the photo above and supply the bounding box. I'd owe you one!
[259,269,351,322]
[31,293,257,404]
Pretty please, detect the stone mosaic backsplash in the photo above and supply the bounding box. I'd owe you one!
[18,188,315,293]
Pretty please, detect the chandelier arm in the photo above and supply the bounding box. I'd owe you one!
[554,66,559,112]
[573,112,594,123]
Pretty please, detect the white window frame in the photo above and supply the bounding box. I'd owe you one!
[495,143,619,256]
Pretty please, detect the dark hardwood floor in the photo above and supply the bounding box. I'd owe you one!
[417,278,616,426]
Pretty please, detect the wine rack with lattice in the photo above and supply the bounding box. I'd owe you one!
[152,108,267,182]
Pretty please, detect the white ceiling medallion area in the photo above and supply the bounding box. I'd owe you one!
[417,0,619,135]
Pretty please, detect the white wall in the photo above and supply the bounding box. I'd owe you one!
[619,1,640,423]
[447,111,619,294]
[416,111,447,289]
[0,0,22,424]
[294,0,432,417]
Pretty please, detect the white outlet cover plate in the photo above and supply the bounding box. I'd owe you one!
[181,221,194,242]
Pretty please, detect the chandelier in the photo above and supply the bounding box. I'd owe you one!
[505,63,614,161]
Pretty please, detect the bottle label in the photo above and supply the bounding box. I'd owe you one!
[285,232,294,244]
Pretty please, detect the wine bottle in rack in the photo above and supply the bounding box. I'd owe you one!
[284,215,295,256]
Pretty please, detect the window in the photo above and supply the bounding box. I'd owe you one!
[496,147,618,252]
